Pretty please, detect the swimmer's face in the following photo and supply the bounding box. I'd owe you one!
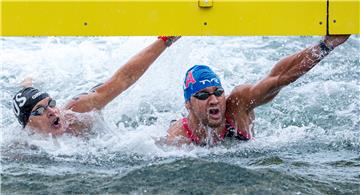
[186,86,226,128]
[27,97,66,136]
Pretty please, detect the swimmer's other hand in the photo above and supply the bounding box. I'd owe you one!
[20,77,33,88]
[324,35,350,48]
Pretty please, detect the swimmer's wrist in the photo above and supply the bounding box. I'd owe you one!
[319,40,334,53]
[158,36,181,47]
[318,40,334,59]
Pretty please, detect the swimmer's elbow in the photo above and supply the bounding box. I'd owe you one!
[65,97,101,113]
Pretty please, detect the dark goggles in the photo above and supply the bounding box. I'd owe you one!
[193,88,224,100]
[30,99,56,116]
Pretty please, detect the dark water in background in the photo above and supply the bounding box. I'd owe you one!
[1,36,359,194]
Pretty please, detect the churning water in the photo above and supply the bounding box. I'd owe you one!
[1,36,359,194]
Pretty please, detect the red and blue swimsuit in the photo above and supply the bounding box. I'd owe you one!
[181,117,251,145]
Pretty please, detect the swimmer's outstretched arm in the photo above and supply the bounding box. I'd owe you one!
[228,35,350,111]
[65,37,180,112]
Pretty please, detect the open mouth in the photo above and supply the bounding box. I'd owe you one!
[51,117,61,129]
[209,108,219,115]
[208,108,221,119]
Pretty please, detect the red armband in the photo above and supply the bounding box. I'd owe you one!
[158,36,180,47]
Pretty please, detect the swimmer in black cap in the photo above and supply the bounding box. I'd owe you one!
[12,36,180,136]
[165,35,350,146]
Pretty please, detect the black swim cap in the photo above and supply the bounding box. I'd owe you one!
[12,87,49,127]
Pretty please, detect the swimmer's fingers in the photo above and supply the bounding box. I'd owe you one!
[324,35,351,48]
[20,77,33,88]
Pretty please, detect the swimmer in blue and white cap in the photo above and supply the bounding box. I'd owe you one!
[12,36,180,136]
[165,35,350,146]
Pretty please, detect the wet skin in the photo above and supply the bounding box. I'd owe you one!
[186,86,227,129]
[27,97,66,136]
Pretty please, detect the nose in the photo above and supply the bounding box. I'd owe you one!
[46,107,57,118]
[208,94,219,105]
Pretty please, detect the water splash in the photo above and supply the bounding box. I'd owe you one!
[1,36,359,193]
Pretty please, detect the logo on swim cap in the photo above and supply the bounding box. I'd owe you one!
[199,78,220,85]
[12,87,49,127]
[183,65,222,102]
[13,93,27,116]
[185,71,196,88]
[32,91,46,99]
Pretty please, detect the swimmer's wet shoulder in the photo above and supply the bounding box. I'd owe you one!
[63,111,95,136]
[166,120,193,146]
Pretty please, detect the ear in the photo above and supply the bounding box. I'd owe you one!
[185,101,191,111]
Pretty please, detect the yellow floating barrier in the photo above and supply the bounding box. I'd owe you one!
[0,0,359,36]
[329,0,359,34]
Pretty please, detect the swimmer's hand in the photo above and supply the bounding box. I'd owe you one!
[20,77,33,88]
[324,35,350,49]
[158,36,181,47]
